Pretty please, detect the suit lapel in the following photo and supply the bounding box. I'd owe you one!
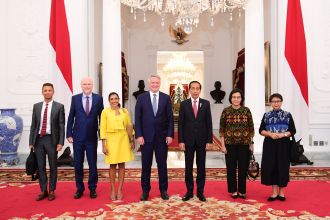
[187,98,195,119]
[78,93,85,113]
[36,102,43,127]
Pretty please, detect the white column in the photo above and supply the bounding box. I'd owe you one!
[245,0,265,152]
[102,0,122,106]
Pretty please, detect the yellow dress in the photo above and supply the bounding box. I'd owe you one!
[100,108,134,164]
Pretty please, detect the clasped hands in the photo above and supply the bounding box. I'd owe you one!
[269,132,287,140]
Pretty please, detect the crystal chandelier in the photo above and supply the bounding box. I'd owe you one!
[121,0,247,33]
[162,53,196,83]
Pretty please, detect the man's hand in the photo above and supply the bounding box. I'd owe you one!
[67,137,73,143]
[206,143,212,150]
[166,137,173,145]
[56,144,63,151]
[179,143,185,151]
[29,145,33,150]
[137,137,144,145]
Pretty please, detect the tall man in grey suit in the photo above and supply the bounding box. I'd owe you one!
[178,81,213,202]
[29,83,65,201]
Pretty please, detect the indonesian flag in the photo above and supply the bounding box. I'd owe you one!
[49,0,73,93]
[279,0,309,145]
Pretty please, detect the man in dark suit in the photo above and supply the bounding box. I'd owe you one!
[178,81,213,202]
[29,83,65,201]
[67,77,104,199]
[135,74,174,201]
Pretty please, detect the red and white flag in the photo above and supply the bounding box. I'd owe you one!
[279,0,309,145]
[49,0,73,93]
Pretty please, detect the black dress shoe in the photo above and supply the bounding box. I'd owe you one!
[48,191,56,201]
[197,193,206,202]
[90,190,97,199]
[182,192,193,201]
[231,193,238,199]
[140,192,149,201]
[74,190,83,199]
[238,193,246,199]
[277,195,286,201]
[161,191,169,200]
[267,196,278,201]
[36,191,48,201]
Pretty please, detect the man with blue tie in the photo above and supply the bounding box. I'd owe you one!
[67,77,104,199]
[135,74,174,201]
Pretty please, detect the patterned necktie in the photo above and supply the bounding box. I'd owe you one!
[193,100,198,118]
[152,94,157,116]
[40,103,48,136]
[85,96,90,115]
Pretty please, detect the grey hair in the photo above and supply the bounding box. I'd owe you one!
[147,74,161,83]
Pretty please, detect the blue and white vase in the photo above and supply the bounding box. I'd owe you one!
[0,108,23,166]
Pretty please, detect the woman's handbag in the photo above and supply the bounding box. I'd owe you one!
[247,153,259,181]
[290,136,300,163]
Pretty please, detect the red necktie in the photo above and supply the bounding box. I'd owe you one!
[85,96,90,115]
[40,103,48,136]
[193,100,197,118]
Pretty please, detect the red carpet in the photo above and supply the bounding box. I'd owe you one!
[0,180,329,219]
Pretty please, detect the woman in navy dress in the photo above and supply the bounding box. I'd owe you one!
[259,93,296,201]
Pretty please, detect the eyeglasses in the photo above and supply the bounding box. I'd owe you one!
[271,100,282,103]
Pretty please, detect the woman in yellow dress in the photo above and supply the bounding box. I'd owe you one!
[100,92,135,200]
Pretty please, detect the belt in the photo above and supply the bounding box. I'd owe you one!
[38,134,51,138]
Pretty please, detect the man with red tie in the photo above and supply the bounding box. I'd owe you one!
[178,81,213,202]
[29,83,65,201]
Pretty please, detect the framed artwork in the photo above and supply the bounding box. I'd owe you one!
[169,83,188,115]
[264,41,271,105]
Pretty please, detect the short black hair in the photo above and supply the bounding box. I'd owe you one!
[189,81,202,90]
[269,93,283,102]
[229,88,245,105]
[42,83,54,89]
[108,92,121,108]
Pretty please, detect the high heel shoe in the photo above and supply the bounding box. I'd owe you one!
[110,193,116,201]
[277,195,286,201]
[117,193,123,200]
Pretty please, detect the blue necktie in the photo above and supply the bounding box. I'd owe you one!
[152,94,157,116]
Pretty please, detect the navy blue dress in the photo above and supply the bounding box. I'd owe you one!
[259,109,296,187]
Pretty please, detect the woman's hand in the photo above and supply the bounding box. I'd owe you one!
[221,145,227,154]
[130,141,135,150]
[249,143,254,152]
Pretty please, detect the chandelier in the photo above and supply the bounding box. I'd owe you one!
[121,0,247,33]
[162,53,196,83]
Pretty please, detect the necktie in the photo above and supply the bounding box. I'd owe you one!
[85,96,90,115]
[193,100,198,118]
[40,103,48,136]
[152,94,157,116]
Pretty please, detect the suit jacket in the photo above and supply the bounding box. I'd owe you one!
[178,98,213,147]
[66,93,104,143]
[135,91,174,142]
[29,101,65,147]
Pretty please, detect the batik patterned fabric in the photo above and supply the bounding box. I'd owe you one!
[219,106,254,145]
[263,109,291,133]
